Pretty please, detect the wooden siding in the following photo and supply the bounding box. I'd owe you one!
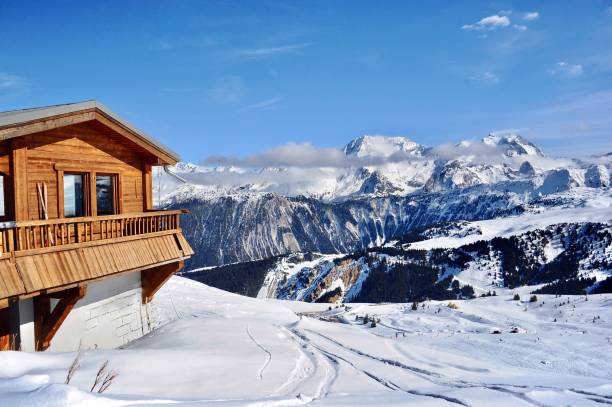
[0,231,190,300]
[15,120,152,221]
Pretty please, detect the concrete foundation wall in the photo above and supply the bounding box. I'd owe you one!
[18,272,156,352]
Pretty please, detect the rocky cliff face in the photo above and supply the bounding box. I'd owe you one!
[174,187,529,267]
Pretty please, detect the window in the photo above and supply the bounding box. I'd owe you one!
[0,175,4,217]
[96,175,116,216]
[64,174,85,217]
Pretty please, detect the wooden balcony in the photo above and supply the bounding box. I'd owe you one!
[0,210,193,306]
[0,210,187,254]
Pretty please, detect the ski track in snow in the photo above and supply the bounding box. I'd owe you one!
[295,311,612,407]
[246,324,272,381]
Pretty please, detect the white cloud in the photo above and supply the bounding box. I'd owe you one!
[0,73,26,91]
[607,6,612,15]
[206,142,349,168]
[513,24,528,31]
[471,71,500,85]
[149,37,216,52]
[548,62,584,78]
[523,12,540,21]
[0,72,28,95]
[238,43,311,58]
[208,75,247,104]
[462,15,511,31]
[240,97,282,112]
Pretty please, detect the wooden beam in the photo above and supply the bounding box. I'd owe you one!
[0,306,10,350]
[89,172,97,216]
[141,261,183,304]
[34,285,86,351]
[56,169,64,218]
[143,164,153,211]
[7,297,20,350]
[0,110,96,140]
[10,141,29,221]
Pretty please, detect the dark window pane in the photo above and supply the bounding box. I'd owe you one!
[96,175,115,216]
[64,174,85,217]
[0,175,4,217]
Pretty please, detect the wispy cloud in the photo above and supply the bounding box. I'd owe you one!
[208,75,247,104]
[513,24,528,31]
[240,96,283,112]
[462,15,510,31]
[607,6,612,15]
[522,12,540,21]
[548,62,584,78]
[238,43,311,58]
[0,73,28,94]
[206,142,348,168]
[149,37,217,52]
[471,71,500,85]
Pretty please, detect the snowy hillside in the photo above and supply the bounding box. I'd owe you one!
[2,276,612,406]
[189,203,611,303]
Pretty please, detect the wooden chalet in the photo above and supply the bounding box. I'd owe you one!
[0,101,193,351]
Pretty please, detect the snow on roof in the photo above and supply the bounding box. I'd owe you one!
[0,100,180,163]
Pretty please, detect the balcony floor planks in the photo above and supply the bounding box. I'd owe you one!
[0,231,190,300]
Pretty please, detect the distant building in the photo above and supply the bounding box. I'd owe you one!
[0,101,193,351]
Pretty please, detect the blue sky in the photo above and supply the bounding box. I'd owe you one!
[0,1,611,162]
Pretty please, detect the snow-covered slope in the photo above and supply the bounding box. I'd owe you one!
[2,276,612,406]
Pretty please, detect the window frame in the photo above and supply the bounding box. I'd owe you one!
[95,173,119,217]
[62,172,88,219]
[55,165,122,219]
[0,172,8,221]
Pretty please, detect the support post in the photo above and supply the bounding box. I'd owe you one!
[34,285,86,351]
[141,261,184,304]
[8,298,20,350]
[143,164,153,211]
[10,141,29,221]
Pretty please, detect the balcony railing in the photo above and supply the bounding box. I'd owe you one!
[0,210,187,254]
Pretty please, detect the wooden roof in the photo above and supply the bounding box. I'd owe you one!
[0,101,180,165]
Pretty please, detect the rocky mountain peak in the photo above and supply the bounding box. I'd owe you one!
[482,133,545,157]
[343,135,423,158]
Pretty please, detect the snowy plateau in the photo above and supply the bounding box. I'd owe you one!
[2,276,612,406]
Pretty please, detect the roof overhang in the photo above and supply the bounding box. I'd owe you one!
[0,101,180,165]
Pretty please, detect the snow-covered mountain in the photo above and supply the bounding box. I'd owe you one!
[161,133,611,268]
[162,133,608,201]
[343,135,427,158]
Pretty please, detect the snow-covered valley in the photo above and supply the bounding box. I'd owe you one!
[2,276,612,406]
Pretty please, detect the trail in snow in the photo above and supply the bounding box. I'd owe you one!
[246,324,272,380]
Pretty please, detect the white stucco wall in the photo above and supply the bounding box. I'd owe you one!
[18,272,156,352]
